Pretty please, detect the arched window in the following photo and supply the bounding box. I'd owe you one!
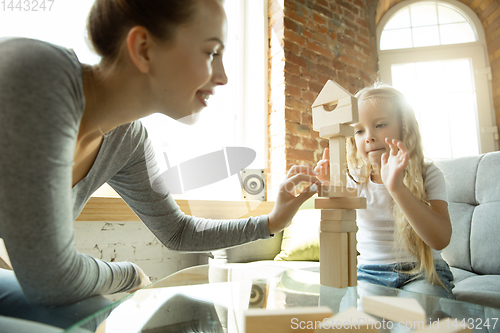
[381,2,477,50]
[378,1,498,160]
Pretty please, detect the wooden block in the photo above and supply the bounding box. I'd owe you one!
[319,123,354,139]
[315,306,379,332]
[348,232,357,287]
[320,231,348,288]
[312,97,358,129]
[311,80,358,130]
[320,220,357,233]
[321,209,356,221]
[362,296,426,326]
[329,137,347,187]
[315,198,367,210]
[0,239,12,270]
[319,185,357,198]
[245,306,333,333]
[414,318,472,332]
[312,80,353,108]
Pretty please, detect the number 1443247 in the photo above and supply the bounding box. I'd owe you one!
[1,0,54,11]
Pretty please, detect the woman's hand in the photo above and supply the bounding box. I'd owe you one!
[267,165,322,235]
[381,138,409,192]
[128,264,151,293]
[314,148,330,185]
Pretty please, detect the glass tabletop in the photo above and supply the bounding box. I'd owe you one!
[65,267,500,333]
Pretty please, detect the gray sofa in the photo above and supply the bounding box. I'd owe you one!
[436,151,500,309]
[210,151,500,309]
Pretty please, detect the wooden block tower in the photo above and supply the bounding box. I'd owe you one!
[312,80,366,289]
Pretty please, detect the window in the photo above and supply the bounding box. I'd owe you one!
[378,0,498,160]
[1,0,268,201]
[381,2,476,50]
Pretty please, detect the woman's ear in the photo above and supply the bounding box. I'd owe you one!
[126,26,151,74]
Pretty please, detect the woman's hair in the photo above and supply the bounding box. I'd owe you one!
[86,0,198,65]
[346,82,444,287]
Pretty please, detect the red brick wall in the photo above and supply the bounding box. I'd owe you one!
[268,0,378,198]
[376,0,500,150]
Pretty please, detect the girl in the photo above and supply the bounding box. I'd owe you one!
[315,83,454,298]
[0,0,320,330]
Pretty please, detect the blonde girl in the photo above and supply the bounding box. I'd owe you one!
[316,82,454,298]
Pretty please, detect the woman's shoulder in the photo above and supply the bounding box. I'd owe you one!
[0,38,85,130]
[0,37,81,76]
[106,121,149,154]
[111,121,147,140]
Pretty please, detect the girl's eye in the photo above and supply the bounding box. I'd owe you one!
[376,123,386,128]
[355,130,363,135]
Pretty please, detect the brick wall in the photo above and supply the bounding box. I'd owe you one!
[268,0,378,198]
[376,0,500,149]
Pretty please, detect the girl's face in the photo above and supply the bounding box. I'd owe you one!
[147,0,228,123]
[353,99,402,166]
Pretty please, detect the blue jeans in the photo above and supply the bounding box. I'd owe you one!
[357,260,455,299]
[0,268,114,331]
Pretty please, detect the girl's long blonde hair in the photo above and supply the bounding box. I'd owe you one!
[346,82,444,287]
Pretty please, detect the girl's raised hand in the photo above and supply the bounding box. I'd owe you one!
[314,148,330,185]
[267,165,322,235]
[381,138,409,192]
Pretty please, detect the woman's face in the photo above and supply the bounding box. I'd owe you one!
[147,0,228,123]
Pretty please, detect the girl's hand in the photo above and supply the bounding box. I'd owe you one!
[268,165,322,235]
[314,148,330,185]
[381,138,409,192]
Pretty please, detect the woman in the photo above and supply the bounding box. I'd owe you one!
[0,0,320,329]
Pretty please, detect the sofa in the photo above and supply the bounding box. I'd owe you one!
[436,151,500,309]
[209,151,500,309]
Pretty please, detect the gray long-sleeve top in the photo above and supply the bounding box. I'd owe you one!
[0,38,270,306]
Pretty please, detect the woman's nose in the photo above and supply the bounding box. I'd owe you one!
[212,57,228,86]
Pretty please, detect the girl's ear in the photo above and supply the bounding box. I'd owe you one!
[126,26,152,74]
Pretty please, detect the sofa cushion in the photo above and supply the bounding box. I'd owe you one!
[449,267,476,284]
[436,155,481,272]
[274,209,320,261]
[470,203,500,275]
[437,155,481,205]
[451,270,500,309]
[441,202,473,271]
[476,152,500,204]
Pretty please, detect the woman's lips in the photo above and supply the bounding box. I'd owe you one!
[196,91,212,107]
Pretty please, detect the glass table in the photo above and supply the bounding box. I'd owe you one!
[65,267,500,333]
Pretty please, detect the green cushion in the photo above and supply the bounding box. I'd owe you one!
[274,208,320,261]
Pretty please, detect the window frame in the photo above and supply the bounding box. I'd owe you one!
[377,0,498,155]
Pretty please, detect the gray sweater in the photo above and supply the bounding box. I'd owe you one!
[0,38,270,306]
